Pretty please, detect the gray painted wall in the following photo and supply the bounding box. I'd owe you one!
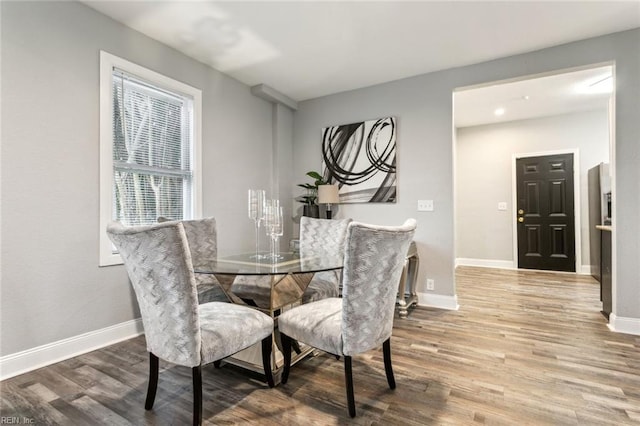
[293,29,640,319]
[274,103,295,251]
[1,2,638,359]
[0,1,278,355]
[456,110,610,267]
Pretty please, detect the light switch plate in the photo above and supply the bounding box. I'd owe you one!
[498,202,507,211]
[417,199,434,211]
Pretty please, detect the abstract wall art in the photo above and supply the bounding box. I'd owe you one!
[321,117,396,203]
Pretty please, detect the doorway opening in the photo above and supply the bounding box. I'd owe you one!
[453,64,614,278]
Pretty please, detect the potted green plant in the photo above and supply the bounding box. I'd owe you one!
[297,171,327,218]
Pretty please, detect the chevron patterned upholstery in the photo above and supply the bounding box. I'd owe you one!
[107,221,273,366]
[158,217,229,304]
[299,217,352,303]
[107,221,275,424]
[108,221,202,366]
[278,218,417,417]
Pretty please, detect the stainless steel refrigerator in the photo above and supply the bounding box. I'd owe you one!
[588,162,611,282]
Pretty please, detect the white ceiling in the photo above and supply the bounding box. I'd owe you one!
[454,65,613,128]
[83,1,637,126]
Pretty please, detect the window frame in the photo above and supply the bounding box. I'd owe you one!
[99,51,202,266]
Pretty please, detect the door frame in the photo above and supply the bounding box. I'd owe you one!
[511,148,582,273]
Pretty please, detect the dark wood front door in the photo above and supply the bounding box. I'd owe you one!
[516,154,576,272]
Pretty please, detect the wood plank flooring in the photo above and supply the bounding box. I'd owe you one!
[2,266,640,425]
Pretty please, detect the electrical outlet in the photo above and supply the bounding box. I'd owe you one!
[417,200,434,211]
[426,278,435,291]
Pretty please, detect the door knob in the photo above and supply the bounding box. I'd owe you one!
[518,217,524,223]
[518,209,524,214]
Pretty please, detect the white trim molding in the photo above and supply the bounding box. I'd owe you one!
[608,314,640,336]
[99,50,203,267]
[456,258,516,269]
[579,265,592,275]
[417,292,460,310]
[456,258,592,276]
[0,319,144,381]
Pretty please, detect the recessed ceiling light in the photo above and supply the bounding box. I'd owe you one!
[522,95,530,101]
[494,108,505,116]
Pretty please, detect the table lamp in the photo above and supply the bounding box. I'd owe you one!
[318,184,340,219]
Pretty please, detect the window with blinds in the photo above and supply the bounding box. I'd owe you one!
[112,69,193,226]
[100,51,202,266]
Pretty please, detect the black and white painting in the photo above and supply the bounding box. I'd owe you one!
[321,117,396,203]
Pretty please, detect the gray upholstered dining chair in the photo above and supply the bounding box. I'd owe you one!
[278,219,417,418]
[299,216,352,303]
[157,216,228,304]
[107,221,274,426]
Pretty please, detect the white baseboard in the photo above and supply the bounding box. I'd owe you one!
[417,292,459,311]
[0,318,144,381]
[457,258,593,276]
[455,258,515,269]
[608,314,640,336]
[579,265,592,275]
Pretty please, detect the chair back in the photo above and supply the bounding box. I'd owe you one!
[157,217,217,267]
[341,219,417,356]
[181,217,218,267]
[107,221,202,367]
[299,216,352,258]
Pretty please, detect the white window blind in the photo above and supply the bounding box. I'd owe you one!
[111,68,194,226]
[100,51,202,266]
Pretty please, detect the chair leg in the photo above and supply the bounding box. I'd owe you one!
[383,338,396,389]
[144,352,159,410]
[291,339,302,355]
[261,336,275,388]
[344,356,356,418]
[281,333,292,384]
[192,365,202,426]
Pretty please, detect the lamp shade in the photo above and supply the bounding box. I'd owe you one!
[318,184,340,204]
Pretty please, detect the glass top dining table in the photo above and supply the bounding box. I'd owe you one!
[194,251,343,276]
[194,251,343,383]
[193,251,343,314]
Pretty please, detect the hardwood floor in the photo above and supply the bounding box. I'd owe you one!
[2,267,640,425]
